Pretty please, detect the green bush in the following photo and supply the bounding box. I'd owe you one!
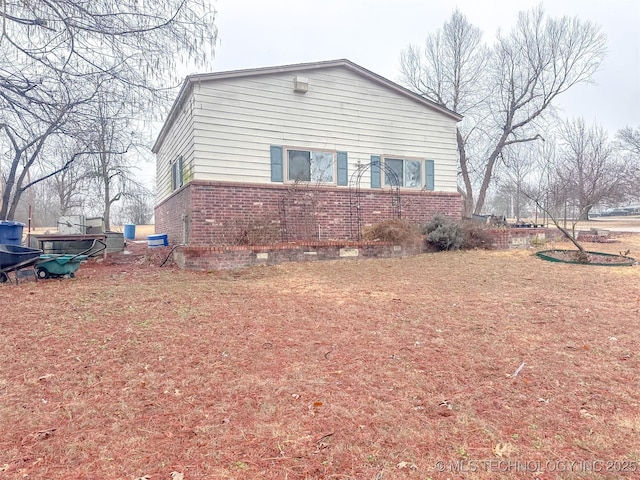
[423,215,464,251]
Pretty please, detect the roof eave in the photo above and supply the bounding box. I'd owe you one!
[152,77,194,153]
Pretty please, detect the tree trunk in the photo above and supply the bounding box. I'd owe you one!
[1,182,14,220]
[0,154,20,220]
[104,200,111,231]
[578,205,592,221]
[103,165,111,231]
[473,136,507,215]
[457,128,474,217]
[531,197,587,254]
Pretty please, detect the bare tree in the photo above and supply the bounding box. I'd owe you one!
[0,76,89,219]
[122,188,155,225]
[401,10,490,215]
[81,88,144,230]
[497,142,541,220]
[555,118,631,220]
[1,1,216,99]
[617,126,640,156]
[520,144,590,261]
[400,7,606,215]
[617,126,640,199]
[0,0,217,220]
[37,139,92,218]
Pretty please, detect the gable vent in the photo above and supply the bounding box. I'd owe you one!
[293,76,309,93]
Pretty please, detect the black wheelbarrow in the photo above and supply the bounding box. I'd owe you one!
[0,244,44,283]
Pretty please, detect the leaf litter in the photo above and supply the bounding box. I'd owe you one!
[0,234,639,478]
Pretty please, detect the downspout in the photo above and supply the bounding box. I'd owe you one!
[182,213,189,245]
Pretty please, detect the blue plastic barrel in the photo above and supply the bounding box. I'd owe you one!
[123,224,136,240]
[0,221,25,246]
[147,234,169,248]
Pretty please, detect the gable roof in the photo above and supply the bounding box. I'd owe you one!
[152,59,462,153]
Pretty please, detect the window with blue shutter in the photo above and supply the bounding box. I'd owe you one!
[277,147,341,183]
[171,155,184,191]
[370,155,381,188]
[425,159,435,191]
[270,145,283,182]
[337,151,348,186]
[382,158,423,188]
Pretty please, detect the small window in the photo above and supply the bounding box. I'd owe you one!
[287,149,334,183]
[171,156,183,191]
[384,158,422,188]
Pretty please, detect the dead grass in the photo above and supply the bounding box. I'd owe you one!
[362,219,422,244]
[1,234,640,479]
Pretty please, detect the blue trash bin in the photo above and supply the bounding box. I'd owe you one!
[147,234,169,248]
[0,221,25,246]
[124,224,136,240]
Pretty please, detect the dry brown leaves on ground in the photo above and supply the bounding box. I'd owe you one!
[1,235,639,479]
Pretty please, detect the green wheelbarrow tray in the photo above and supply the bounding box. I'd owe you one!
[36,254,89,279]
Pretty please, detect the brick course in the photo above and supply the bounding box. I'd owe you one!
[155,180,463,245]
[173,241,424,270]
[485,227,560,249]
[151,187,567,271]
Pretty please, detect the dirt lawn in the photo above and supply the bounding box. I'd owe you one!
[1,235,640,479]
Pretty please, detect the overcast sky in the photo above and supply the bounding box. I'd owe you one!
[207,0,640,135]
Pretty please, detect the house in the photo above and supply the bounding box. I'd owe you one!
[152,59,463,246]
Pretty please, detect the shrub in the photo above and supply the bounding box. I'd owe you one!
[461,221,494,250]
[219,217,281,245]
[530,235,547,248]
[362,218,421,244]
[423,215,463,251]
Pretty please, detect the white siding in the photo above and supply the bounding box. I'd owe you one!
[176,66,459,194]
[156,97,196,202]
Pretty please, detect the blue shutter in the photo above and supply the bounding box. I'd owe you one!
[425,159,435,191]
[337,151,348,186]
[270,145,283,182]
[370,155,381,188]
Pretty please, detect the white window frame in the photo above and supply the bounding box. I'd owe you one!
[285,148,336,184]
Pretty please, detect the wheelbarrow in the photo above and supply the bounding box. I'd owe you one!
[36,254,88,279]
[0,244,44,283]
[34,239,105,279]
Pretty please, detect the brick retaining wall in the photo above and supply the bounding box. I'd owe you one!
[169,229,559,271]
[173,240,424,270]
[486,227,560,249]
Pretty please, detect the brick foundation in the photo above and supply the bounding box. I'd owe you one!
[155,181,463,246]
[152,183,571,271]
[154,184,191,245]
